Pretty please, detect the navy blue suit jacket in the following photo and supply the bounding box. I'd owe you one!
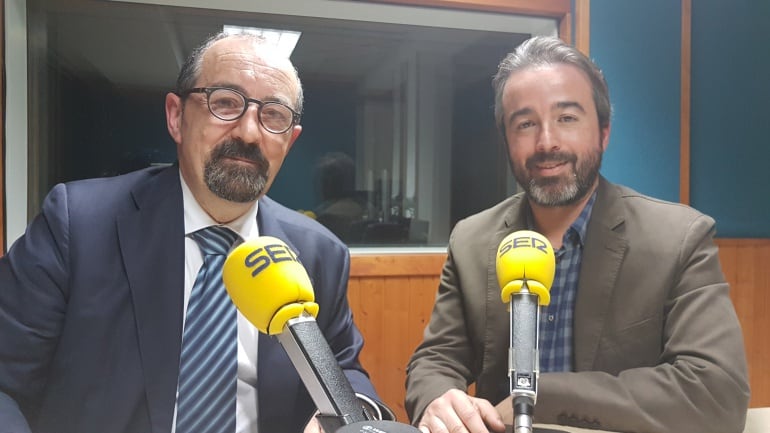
[0,165,377,433]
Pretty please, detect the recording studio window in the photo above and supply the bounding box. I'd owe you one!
[16,0,557,248]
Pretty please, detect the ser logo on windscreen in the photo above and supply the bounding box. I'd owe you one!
[498,235,549,257]
[244,243,299,277]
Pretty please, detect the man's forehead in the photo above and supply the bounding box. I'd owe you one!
[198,38,298,94]
[507,64,591,88]
[204,37,291,69]
[504,65,593,102]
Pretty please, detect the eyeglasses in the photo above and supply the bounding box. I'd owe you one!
[180,87,301,134]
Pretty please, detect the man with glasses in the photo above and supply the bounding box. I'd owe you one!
[179,87,301,134]
[0,32,385,433]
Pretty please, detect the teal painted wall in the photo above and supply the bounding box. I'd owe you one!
[690,0,770,237]
[589,0,682,203]
[589,0,770,237]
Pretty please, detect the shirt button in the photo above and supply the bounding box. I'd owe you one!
[548,315,555,322]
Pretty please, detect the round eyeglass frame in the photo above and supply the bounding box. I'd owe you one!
[179,87,301,134]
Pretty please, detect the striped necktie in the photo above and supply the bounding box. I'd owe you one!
[176,225,240,433]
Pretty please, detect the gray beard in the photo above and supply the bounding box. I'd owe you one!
[204,139,270,203]
[515,146,602,207]
[527,175,582,206]
[205,162,268,203]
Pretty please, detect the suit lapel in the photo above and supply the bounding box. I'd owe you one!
[117,167,185,433]
[485,196,529,386]
[573,178,628,371]
[254,197,305,428]
[256,197,299,258]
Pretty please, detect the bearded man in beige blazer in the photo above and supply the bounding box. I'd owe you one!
[405,36,749,433]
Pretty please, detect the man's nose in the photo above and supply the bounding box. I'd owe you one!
[535,123,559,152]
[231,105,264,145]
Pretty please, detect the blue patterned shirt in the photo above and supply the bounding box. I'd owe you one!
[535,191,597,372]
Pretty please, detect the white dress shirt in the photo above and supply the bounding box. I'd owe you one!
[171,174,261,433]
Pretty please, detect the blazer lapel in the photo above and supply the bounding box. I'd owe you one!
[117,167,185,433]
[573,178,628,371]
[254,197,305,428]
[256,197,300,259]
[485,195,530,387]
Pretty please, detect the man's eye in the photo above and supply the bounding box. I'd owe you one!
[211,97,241,110]
[559,115,577,122]
[517,120,535,130]
[262,107,289,121]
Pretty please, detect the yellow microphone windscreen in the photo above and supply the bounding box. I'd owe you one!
[223,236,319,335]
[496,230,555,306]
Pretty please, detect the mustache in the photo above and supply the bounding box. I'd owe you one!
[525,151,577,170]
[211,139,268,169]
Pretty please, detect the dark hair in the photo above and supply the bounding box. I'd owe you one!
[492,36,611,135]
[175,31,304,114]
[316,152,356,200]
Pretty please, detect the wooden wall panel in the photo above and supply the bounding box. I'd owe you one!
[349,240,770,423]
[348,255,444,422]
[717,239,770,409]
[348,275,434,420]
[574,0,590,54]
[680,0,692,205]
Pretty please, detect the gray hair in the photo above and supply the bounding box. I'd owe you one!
[175,31,304,114]
[492,36,610,135]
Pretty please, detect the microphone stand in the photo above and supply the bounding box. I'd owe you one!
[277,314,371,433]
[509,282,540,433]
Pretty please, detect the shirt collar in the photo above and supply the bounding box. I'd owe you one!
[180,172,259,241]
[524,189,598,248]
[569,190,597,247]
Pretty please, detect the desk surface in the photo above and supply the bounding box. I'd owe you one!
[526,407,770,433]
[744,408,770,433]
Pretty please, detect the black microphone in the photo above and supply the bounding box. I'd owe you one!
[496,231,555,433]
[222,236,371,432]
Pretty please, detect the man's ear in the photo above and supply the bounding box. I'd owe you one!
[165,93,183,144]
[600,123,611,151]
[287,124,302,152]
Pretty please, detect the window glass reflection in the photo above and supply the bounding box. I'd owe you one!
[26,0,539,247]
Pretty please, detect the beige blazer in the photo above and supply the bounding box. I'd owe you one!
[406,177,749,433]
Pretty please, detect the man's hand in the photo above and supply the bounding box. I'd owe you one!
[303,412,323,433]
[417,389,505,433]
[494,396,513,425]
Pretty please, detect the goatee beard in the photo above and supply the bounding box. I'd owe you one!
[204,139,269,203]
